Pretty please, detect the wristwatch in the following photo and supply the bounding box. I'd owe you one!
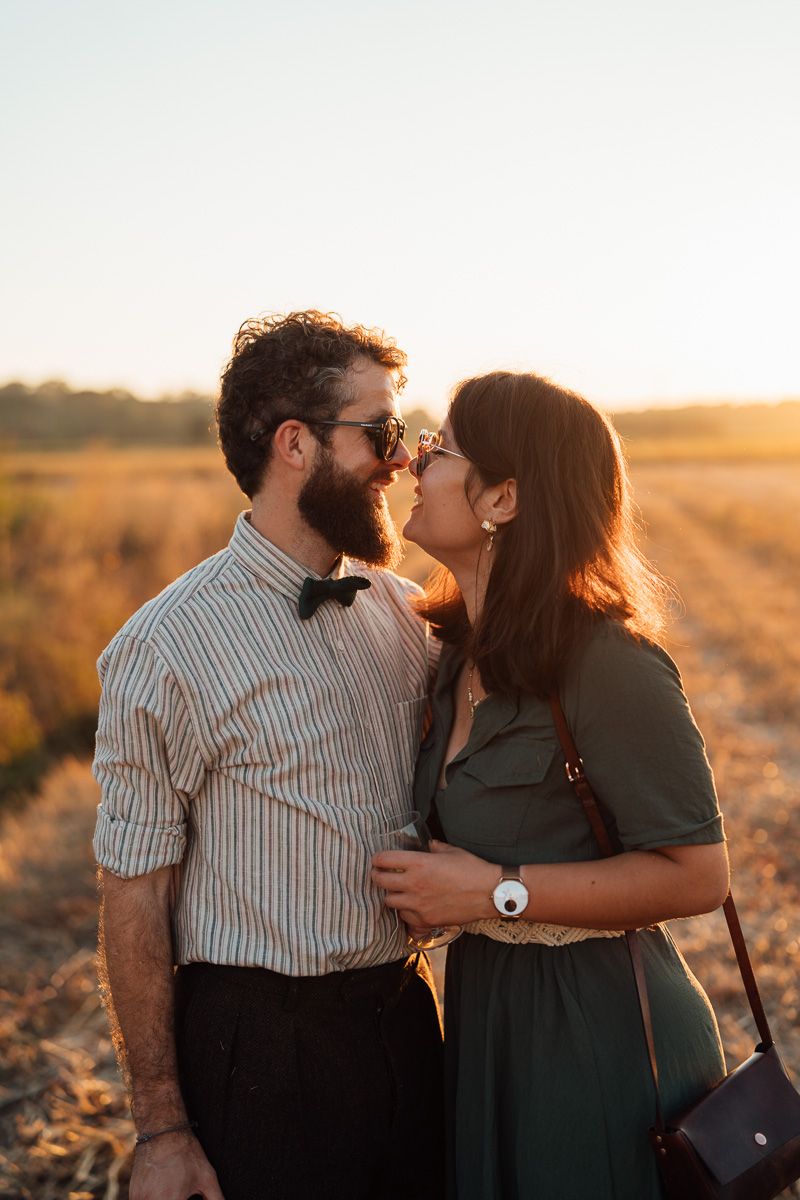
[491,865,529,918]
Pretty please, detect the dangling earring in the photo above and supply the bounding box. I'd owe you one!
[481,518,497,551]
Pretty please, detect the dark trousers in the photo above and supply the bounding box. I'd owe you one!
[175,956,445,1200]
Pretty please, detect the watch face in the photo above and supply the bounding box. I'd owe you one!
[493,879,529,916]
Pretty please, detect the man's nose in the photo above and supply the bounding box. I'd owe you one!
[390,438,413,470]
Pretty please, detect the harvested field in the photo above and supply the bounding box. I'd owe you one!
[1,456,798,1197]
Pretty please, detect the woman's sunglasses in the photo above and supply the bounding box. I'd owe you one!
[416,429,468,476]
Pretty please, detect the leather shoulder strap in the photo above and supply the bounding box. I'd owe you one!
[548,693,618,858]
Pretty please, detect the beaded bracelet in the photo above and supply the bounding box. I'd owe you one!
[135,1119,198,1146]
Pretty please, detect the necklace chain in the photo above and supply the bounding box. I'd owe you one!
[467,662,485,719]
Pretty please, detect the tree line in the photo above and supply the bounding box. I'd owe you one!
[1,379,799,449]
[0,380,216,446]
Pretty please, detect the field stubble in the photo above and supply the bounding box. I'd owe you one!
[0,451,799,1196]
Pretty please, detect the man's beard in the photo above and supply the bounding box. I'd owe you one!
[298,447,403,569]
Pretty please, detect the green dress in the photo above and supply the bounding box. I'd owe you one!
[414,622,726,1200]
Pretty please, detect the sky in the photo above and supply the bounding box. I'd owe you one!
[1,0,798,415]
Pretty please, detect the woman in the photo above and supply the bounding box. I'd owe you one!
[372,371,729,1200]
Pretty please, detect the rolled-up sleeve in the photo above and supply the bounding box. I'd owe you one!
[92,634,205,878]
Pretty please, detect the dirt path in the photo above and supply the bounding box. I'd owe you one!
[635,463,800,1088]
[0,760,130,1198]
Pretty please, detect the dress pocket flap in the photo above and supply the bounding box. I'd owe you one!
[462,736,556,788]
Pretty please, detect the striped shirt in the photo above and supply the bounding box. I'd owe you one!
[92,512,437,976]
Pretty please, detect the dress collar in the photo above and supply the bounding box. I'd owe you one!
[228,511,350,600]
[435,644,520,765]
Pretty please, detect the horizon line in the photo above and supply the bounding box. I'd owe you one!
[2,375,799,416]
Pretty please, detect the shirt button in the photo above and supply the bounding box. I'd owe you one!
[337,640,345,651]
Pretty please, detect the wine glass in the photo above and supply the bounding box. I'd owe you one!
[377,809,462,950]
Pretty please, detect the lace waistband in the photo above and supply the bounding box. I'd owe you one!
[463,919,627,946]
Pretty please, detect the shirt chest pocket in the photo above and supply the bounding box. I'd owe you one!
[449,736,558,848]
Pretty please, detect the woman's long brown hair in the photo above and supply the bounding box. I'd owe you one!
[416,372,671,696]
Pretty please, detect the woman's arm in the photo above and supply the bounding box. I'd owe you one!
[371,839,730,930]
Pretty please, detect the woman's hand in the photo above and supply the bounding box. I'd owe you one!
[371,841,497,928]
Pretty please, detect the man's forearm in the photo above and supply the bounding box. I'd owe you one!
[99,865,187,1133]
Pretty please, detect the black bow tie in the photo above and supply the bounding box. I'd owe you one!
[298,575,371,620]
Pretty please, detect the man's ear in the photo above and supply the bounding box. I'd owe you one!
[272,420,315,472]
[484,477,518,527]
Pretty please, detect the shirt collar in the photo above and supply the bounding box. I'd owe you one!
[228,511,350,599]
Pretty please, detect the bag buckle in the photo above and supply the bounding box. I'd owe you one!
[565,757,585,784]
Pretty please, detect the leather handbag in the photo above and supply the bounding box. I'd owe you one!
[549,695,800,1200]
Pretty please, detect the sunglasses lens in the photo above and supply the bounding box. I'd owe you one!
[381,420,397,460]
[417,430,438,474]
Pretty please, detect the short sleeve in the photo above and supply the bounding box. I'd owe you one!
[562,624,725,851]
[92,635,206,877]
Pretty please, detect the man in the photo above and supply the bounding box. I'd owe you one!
[93,311,443,1200]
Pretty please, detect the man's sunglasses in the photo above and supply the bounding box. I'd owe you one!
[416,429,468,476]
[250,415,406,462]
[313,416,406,462]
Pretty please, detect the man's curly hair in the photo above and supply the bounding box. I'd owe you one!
[216,310,407,498]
